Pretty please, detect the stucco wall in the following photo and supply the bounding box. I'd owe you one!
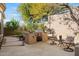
[45,8,79,40]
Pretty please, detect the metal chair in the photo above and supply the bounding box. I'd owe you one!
[63,36,74,52]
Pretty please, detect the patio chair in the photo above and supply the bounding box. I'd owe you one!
[48,33,57,45]
[19,35,25,46]
[49,36,57,45]
[63,36,74,52]
[56,35,65,47]
[21,32,30,45]
[58,35,63,44]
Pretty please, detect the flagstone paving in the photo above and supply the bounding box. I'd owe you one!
[0,36,74,56]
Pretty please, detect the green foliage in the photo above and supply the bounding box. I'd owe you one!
[24,21,37,32]
[37,23,45,31]
[18,4,30,21]
[24,21,45,32]
[25,22,34,32]
[18,3,67,32]
[18,4,62,21]
[6,18,19,31]
[18,3,67,23]
[4,28,22,36]
[33,22,38,30]
[51,6,67,15]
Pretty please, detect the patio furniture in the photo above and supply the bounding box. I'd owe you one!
[56,35,64,47]
[58,35,63,44]
[19,35,25,46]
[19,35,24,41]
[48,34,52,39]
[48,33,58,45]
[49,36,57,45]
[63,36,74,52]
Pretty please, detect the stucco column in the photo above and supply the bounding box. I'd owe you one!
[0,11,4,40]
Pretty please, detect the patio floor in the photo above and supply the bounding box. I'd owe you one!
[0,36,74,56]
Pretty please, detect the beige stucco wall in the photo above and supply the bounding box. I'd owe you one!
[45,8,79,40]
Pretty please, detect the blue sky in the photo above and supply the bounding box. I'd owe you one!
[4,3,79,23]
[4,3,21,23]
[69,3,79,7]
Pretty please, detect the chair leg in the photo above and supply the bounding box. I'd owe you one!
[64,43,74,52]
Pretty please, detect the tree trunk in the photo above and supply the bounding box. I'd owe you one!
[63,4,79,25]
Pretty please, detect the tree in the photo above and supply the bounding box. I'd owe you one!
[61,3,79,25]
[18,3,65,22]
[18,3,68,33]
[6,18,19,31]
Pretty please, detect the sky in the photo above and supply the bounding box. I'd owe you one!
[4,3,79,24]
[4,3,22,23]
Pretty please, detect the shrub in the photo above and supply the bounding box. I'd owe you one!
[5,18,19,31]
